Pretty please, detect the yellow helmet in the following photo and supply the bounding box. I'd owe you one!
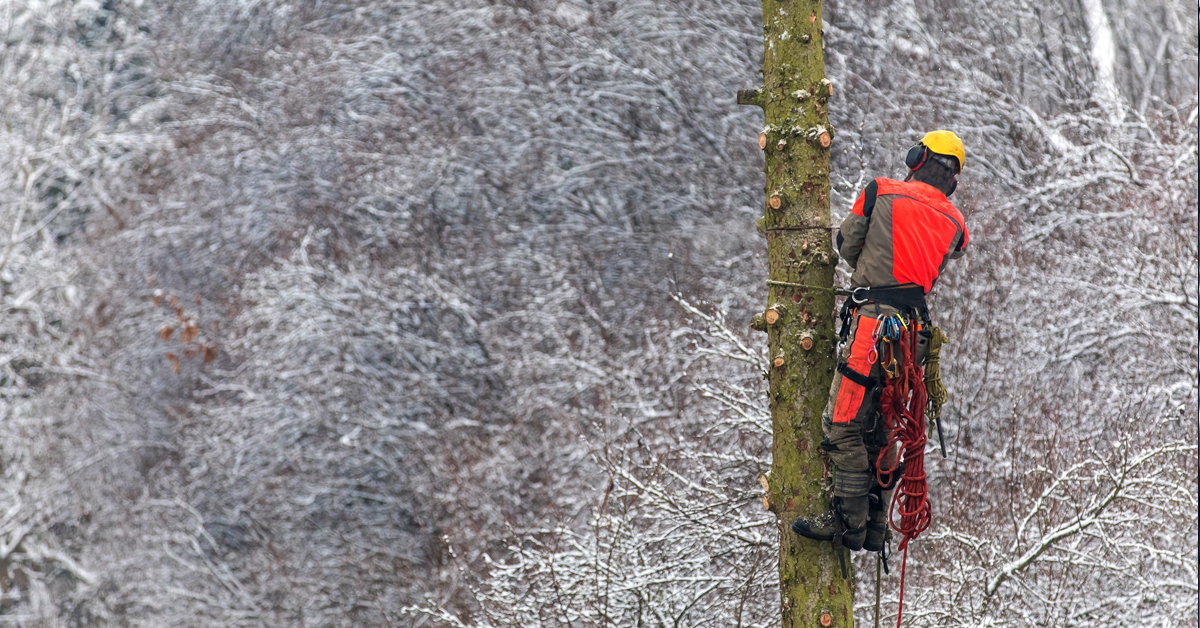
[918,130,965,173]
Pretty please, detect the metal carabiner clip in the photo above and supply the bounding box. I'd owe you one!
[867,326,880,364]
[884,355,900,379]
[851,287,870,305]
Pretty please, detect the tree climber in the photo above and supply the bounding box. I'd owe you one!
[790,130,969,552]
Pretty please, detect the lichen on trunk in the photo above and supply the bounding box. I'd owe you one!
[739,0,853,625]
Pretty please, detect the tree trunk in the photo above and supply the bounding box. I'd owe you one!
[739,0,853,626]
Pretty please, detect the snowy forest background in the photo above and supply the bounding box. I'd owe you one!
[0,0,1193,626]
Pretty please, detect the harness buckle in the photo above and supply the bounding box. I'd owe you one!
[851,287,870,305]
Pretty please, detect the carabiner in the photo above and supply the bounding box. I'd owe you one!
[883,355,900,379]
[867,321,883,364]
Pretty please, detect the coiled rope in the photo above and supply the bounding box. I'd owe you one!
[873,314,931,628]
[923,327,949,429]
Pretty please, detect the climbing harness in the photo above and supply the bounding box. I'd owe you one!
[872,312,931,628]
[838,285,928,342]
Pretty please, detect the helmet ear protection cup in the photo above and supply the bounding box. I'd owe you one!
[906,141,959,196]
[905,144,928,171]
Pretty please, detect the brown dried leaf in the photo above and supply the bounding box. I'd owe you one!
[159,326,175,341]
[202,344,218,364]
[165,352,181,374]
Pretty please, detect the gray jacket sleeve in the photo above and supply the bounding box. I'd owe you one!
[948,232,967,260]
[838,214,870,268]
[837,181,877,268]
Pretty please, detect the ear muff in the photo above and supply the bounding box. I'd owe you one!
[905,144,928,171]
[946,177,957,197]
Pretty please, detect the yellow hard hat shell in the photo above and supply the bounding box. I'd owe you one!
[920,130,965,172]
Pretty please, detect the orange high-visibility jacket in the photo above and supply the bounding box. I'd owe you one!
[836,178,969,293]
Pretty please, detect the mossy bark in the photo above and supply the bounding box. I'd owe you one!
[740,0,853,626]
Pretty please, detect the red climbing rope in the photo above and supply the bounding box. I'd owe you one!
[873,315,930,628]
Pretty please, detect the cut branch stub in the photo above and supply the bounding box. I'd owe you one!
[805,126,833,147]
[801,336,814,351]
[765,307,781,324]
[820,78,833,97]
[759,133,768,150]
[776,139,787,151]
[820,611,833,627]
[738,88,765,108]
[773,353,786,368]
[769,195,783,210]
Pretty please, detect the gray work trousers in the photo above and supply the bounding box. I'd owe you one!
[822,303,929,499]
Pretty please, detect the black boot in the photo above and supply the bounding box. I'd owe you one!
[791,509,836,542]
[791,496,868,550]
[863,488,889,552]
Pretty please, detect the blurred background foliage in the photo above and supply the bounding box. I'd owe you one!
[0,0,1192,626]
